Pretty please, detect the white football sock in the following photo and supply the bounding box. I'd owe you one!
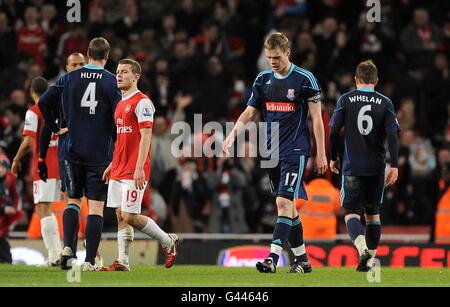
[270,244,283,258]
[41,214,62,261]
[354,235,368,256]
[369,249,377,258]
[140,217,172,247]
[118,227,134,265]
[291,244,306,256]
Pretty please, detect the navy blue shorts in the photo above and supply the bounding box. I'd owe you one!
[63,160,108,201]
[267,155,308,201]
[341,175,385,215]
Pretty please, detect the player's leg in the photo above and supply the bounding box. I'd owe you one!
[287,155,311,273]
[342,176,371,271]
[60,161,83,270]
[364,175,384,259]
[120,180,178,268]
[36,202,61,265]
[116,209,134,269]
[34,180,62,266]
[81,165,108,271]
[256,166,282,273]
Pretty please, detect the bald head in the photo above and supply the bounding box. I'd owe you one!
[66,53,86,72]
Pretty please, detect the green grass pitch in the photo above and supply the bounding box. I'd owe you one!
[0,265,449,287]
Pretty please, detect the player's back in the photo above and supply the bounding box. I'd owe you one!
[332,89,400,176]
[62,65,121,166]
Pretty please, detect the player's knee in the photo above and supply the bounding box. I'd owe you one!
[344,209,363,223]
[276,197,293,212]
[122,213,138,226]
[365,213,381,222]
[36,203,52,218]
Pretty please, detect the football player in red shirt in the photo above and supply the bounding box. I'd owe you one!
[12,77,63,266]
[102,59,179,271]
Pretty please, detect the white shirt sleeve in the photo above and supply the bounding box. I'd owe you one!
[23,110,38,135]
[135,98,155,125]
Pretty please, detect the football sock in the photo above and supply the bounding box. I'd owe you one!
[140,217,172,247]
[118,227,134,265]
[289,216,308,262]
[85,215,103,265]
[40,214,62,262]
[347,217,367,255]
[269,216,292,265]
[366,221,381,257]
[63,204,80,255]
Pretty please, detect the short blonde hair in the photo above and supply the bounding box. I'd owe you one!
[264,32,290,52]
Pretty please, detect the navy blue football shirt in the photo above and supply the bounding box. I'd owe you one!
[247,63,321,159]
[39,64,121,166]
[329,88,401,176]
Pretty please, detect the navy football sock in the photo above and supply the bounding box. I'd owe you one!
[346,217,365,242]
[289,216,308,262]
[366,221,382,250]
[63,204,80,255]
[269,216,292,265]
[84,215,103,265]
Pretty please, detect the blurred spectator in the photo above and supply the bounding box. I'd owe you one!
[0,155,22,264]
[400,8,441,70]
[113,0,141,45]
[207,157,249,233]
[0,12,17,71]
[16,6,47,68]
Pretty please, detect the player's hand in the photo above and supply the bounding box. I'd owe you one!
[56,128,68,136]
[223,132,236,156]
[385,167,398,187]
[11,159,21,177]
[316,153,328,175]
[134,167,146,190]
[37,159,48,182]
[330,160,340,174]
[102,163,112,183]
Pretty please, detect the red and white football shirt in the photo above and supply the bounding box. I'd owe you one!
[111,91,155,181]
[22,104,59,181]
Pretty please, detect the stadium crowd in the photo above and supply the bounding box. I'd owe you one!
[0,0,449,235]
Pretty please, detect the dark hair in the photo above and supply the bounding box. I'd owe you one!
[31,77,48,96]
[87,37,110,61]
[355,60,378,84]
[119,58,142,75]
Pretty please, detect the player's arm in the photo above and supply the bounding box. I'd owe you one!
[329,96,345,174]
[11,135,34,176]
[385,101,401,186]
[134,98,155,190]
[135,127,152,190]
[223,106,260,155]
[12,109,38,176]
[309,101,328,175]
[38,78,65,135]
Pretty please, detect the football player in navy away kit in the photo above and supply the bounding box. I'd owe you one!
[329,60,400,271]
[39,38,121,271]
[224,33,328,274]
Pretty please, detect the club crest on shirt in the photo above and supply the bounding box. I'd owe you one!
[287,89,295,101]
[125,105,132,113]
[117,118,123,126]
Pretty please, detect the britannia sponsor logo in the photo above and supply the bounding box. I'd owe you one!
[218,246,288,267]
[265,102,295,113]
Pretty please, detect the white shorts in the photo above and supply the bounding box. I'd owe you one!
[106,180,147,214]
[33,179,62,204]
